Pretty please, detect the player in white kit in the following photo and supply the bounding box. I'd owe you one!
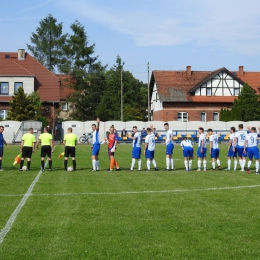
[197,127,207,171]
[127,126,142,171]
[207,129,221,171]
[164,123,174,171]
[180,137,194,171]
[144,128,158,171]
[243,127,260,174]
[225,127,237,171]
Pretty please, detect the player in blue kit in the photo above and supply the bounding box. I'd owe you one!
[91,118,100,171]
[207,129,221,171]
[243,127,260,174]
[0,126,9,171]
[197,127,207,171]
[127,126,142,171]
[180,137,193,171]
[164,123,174,171]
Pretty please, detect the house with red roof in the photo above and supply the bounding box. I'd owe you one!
[150,66,260,122]
[0,49,73,128]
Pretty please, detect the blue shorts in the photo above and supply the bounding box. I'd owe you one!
[211,148,219,159]
[132,147,141,159]
[92,143,100,156]
[197,147,207,158]
[227,146,237,157]
[183,147,193,158]
[247,146,260,160]
[236,146,247,157]
[166,143,174,155]
[146,149,154,159]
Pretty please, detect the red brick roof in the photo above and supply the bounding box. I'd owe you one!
[151,67,260,102]
[0,52,61,102]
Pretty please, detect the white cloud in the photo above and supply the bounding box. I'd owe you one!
[60,0,260,55]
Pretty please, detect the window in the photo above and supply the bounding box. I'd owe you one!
[201,112,206,122]
[206,88,212,96]
[0,110,8,120]
[14,82,23,92]
[213,112,219,121]
[62,103,68,111]
[234,88,240,96]
[178,112,188,122]
[0,83,9,95]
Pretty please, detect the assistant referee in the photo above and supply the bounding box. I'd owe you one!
[36,127,54,171]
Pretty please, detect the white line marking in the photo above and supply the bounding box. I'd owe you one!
[1,184,260,198]
[0,151,53,245]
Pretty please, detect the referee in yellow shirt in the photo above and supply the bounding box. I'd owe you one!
[36,127,54,171]
[20,127,36,171]
[63,127,78,171]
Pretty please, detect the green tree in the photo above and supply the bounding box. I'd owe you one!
[60,20,106,120]
[27,14,66,72]
[231,83,260,121]
[7,87,38,121]
[96,56,147,121]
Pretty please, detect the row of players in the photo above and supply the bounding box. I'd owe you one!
[0,121,258,173]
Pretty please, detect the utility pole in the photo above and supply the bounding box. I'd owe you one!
[121,69,123,121]
[147,62,150,121]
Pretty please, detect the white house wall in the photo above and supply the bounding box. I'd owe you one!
[0,76,34,95]
[151,83,163,112]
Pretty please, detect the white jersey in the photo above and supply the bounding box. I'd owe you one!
[92,130,99,144]
[181,140,193,148]
[234,130,247,146]
[198,133,207,148]
[166,129,173,145]
[145,133,155,151]
[209,134,219,149]
[245,133,258,147]
[133,132,141,148]
[229,133,235,144]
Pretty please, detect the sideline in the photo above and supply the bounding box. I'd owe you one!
[0,151,53,245]
[1,184,260,198]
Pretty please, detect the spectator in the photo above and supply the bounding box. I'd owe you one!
[141,128,147,137]
[121,128,128,137]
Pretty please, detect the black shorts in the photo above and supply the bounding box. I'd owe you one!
[41,145,52,158]
[64,146,76,158]
[22,147,33,159]
[0,147,3,157]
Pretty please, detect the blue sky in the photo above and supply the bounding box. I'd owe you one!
[1,0,260,83]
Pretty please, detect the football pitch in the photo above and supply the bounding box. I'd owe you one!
[1,143,260,260]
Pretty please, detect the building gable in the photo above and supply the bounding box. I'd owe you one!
[190,67,245,97]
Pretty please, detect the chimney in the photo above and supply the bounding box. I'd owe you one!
[186,66,191,77]
[239,66,244,77]
[18,49,25,60]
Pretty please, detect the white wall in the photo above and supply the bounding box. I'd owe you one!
[0,76,34,95]
[151,83,163,112]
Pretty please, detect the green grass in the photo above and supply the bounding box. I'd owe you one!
[1,143,260,259]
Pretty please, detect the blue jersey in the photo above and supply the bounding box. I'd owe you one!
[0,133,4,147]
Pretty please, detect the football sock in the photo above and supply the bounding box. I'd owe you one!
[216,159,220,166]
[256,161,259,172]
[212,161,216,169]
[242,159,246,170]
[96,160,100,170]
[247,160,252,169]
[189,160,192,169]
[227,159,231,169]
[239,159,242,168]
[170,158,174,169]
[152,159,157,168]
[73,160,76,171]
[27,161,31,169]
[64,160,68,170]
[147,160,151,170]
[166,158,169,169]
[92,159,96,170]
[138,159,141,170]
[0,160,2,169]
[49,160,52,169]
[114,159,119,169]
[20,160,24,169]
[234,160,237,170]
[131,159,136,170]
[110,158,114,170]
[198,160,201,169]
[184,160,188,170]
[203,160,206,169]
[41,160,44,169]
